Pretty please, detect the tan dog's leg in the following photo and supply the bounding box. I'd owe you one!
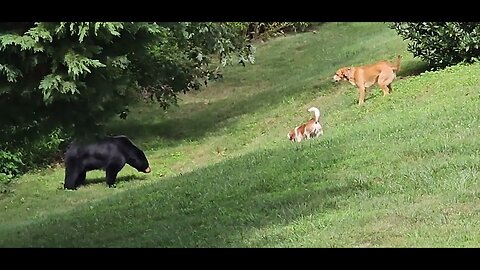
[378,71,395,96]
[378,83,390,96]
[358,86,366,105]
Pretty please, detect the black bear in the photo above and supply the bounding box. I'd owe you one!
[63,135,151,190]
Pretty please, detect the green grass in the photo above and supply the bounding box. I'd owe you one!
[2,22,480,247]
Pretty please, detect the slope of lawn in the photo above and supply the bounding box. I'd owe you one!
[2,22,480,247]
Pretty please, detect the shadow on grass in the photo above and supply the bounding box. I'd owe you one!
[398,59,430,78]
[79,174,148,188]
[107,78,335,149]
[0,137,374,247]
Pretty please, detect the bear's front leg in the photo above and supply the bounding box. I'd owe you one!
[64,165,80,190]
[75,171,87,187]
[105,166,122,188]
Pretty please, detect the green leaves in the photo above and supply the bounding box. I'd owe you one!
[0,150,23,176]
[0,21,252,113]
[39,74,77,102]
[54,22,125,42]
[26,23,53,43]
[0,63,21,82]
[0,33,35,51]
[132,22,254,108]
[391,22,480,69]
[109,55,130,69]
[92,22,123,38]
[63,50,106,79]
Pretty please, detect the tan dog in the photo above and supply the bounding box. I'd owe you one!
[333,55,401,105]
[288,107,323,142]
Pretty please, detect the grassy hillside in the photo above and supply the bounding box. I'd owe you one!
[1,22,480,247]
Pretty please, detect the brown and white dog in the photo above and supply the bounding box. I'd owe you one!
[333,55,401,105]
[288,107,323,142]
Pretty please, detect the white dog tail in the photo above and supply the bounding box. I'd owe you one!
[308,107,320,122]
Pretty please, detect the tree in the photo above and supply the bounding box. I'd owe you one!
[0,22,253,175]
[390,22,480,69]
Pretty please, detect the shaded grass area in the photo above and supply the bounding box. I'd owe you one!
[0,140,368,247]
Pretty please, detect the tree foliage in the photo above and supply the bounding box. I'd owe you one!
[0,22,253,176]
[390,22,480,69]
[246,22,315,41]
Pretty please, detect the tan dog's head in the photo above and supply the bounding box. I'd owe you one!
[333,67,351,82]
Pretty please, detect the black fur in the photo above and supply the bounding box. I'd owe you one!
[63,135,150,190]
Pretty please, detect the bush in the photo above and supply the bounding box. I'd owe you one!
[246,22,316,41]
[390,22,480,69]
[0,173,13,194]
[0,150,23,177]
[0,120,71,178]
[18,127,69,169]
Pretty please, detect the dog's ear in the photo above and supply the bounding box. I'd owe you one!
[341,67,351,78]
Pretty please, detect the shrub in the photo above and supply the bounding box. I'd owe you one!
[0,173,13,194]
[246,22,316,41]
[0,150,23,177]
[390,22,480,69]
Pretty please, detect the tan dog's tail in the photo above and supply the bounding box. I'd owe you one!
[308,107,320,122]
[392,55,402,71]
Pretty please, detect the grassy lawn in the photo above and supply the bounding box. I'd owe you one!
[1,22,480,247]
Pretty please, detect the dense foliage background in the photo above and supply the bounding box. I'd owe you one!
[391,22,480,69]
